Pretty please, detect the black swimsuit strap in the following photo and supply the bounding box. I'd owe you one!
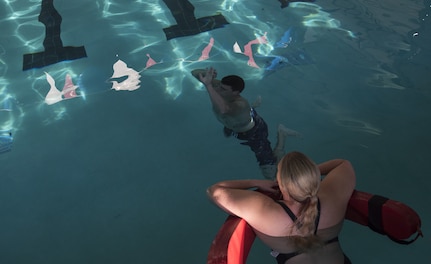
[276,199,321,230]
[276,236,342,264]
[276,201,297,222]
[274,199,329,264]
[314,199,321,234]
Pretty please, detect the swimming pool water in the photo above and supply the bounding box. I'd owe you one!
[0,0,430,263]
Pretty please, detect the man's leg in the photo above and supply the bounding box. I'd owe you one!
[273,124,302,162]
[259,164,278,180]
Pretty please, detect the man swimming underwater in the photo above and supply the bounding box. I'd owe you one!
[192,67,300,179]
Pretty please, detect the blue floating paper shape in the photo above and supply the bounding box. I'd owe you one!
[0,131,13,154]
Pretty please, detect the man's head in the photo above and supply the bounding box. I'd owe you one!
[221,75,245,93]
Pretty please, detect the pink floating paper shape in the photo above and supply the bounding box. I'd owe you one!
[44,72,80,105]
[233,33,268,68]
[198,37,214,61]
[62,74,78,99]
[141,54,163,71]
[144,54,158,70]
[111,59,141,91]
[176,37,215,63]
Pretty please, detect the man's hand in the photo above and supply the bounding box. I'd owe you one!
[199,67,217,86]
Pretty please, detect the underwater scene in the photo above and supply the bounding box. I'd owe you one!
[0,0,430,263]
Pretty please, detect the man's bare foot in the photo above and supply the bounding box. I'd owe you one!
[251,95,262,108]
[278,124,302,138]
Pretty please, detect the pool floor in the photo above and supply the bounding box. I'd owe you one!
[0,0,430,263]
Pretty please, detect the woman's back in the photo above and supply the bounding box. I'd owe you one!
[207,153,355,264]
[255,219,346,264]
[254,157,355,263]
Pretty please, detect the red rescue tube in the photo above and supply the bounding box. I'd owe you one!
[207,190,423,264]
[207,217,255,264]
[345,190,423,244]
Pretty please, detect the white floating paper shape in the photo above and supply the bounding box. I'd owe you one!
[110,59,141,91]
[44,72,64,105]
[44,72,80,105]
[232,33,268,68]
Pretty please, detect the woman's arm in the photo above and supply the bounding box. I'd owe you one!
[207,179,278,218]
[318,159,356,208]
[318,159,347,176]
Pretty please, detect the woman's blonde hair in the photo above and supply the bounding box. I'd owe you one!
[277,151,322,251]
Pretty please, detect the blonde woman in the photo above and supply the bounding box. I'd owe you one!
[207,151,356,264]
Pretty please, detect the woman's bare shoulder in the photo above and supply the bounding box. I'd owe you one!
[317,192,349,228]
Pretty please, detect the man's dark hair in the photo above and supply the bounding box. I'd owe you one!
[221,75,245,93]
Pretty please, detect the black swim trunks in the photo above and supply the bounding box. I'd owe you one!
[232,108,277,166]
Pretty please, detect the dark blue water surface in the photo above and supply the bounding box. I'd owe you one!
[1,0,430,263]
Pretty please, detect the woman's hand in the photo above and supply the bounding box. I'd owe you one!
[255,179,279,193]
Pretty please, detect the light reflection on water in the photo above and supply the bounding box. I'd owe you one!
[1,0,416,146]
[0,0,429,263]
[1,0,425,145]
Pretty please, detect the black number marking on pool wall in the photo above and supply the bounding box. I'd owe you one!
[22,0,87,71]
[278,0,316,9]
[161,0,229,40]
